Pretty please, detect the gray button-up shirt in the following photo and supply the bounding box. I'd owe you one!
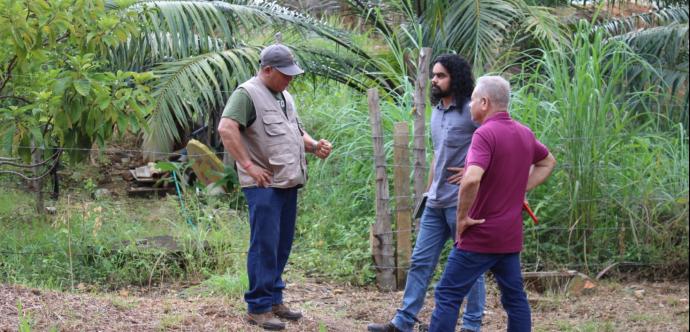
[427,100,478,208]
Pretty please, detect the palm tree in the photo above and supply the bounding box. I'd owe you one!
[345,0,564,73]
[104,0,389,159]
[103,0,566,158]
[595,5,689,125]
[108,0,686,157]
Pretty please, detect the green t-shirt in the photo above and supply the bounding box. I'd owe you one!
[221,88,286,129]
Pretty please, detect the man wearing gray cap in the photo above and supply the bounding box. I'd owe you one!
[218,44,332,331]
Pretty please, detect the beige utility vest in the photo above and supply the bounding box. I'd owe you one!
[236,77,307,188]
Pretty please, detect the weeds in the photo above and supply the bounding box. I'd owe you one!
[0,188,248,290]
[186,273,249,298]
[17,300,32,332]
[513,20,689,273]
[108,296,138,310]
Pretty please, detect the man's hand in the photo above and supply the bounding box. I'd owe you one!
[455,216,485,247]
[245,163,272,188]
[314,139,332,159]
[446,167,464,185]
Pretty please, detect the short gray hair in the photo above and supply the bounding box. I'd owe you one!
[475,75,511,109]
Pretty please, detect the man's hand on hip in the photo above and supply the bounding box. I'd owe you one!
[446,167,464,185]
[455,216,485,247]
[246,163,272,187]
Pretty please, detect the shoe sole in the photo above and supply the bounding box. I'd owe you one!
[247,318,286,331]
[273,313,302,321]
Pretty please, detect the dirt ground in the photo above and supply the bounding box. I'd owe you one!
[1,278,688,332]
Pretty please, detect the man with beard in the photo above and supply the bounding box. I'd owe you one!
[368,54,486,332]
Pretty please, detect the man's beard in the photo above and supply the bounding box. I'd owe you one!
[431,85,450,100]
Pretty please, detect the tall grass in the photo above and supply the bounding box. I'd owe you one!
[286,78,421,284]
[512,20,689,272]
[285,19,688,279]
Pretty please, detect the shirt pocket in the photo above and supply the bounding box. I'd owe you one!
[444,127,469,147]
[262,114,287,136]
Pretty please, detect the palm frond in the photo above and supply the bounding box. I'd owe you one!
[111,1,252,69]
[596,5,688,36]
[440,0,522,68]
[344,0,397,41]
[296,47,371,92]
[244,1,374,61]
[615,23,689,94]
[142,47,259,158]
[110,0,393,156]
[519,4,567,49]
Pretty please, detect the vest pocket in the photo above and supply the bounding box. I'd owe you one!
[268,153,296,166]
[268,150,298,182]
[262,114,287,136]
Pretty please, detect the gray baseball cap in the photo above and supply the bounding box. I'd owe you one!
[260,44,304,76]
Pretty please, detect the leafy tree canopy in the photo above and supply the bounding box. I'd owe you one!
[0,0,153,162]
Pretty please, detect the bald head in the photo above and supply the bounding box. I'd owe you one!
[475,76,511,111]
[469,75,512,124]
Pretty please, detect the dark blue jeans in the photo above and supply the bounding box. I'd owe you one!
[392,206,486,332]
[430,250,531,332]
[242,187,298,314]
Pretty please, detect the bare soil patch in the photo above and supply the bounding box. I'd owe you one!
[2,278,688,331]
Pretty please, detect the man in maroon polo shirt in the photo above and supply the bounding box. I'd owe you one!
[428,75,557,332]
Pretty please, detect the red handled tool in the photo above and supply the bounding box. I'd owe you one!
[523,201,538,225]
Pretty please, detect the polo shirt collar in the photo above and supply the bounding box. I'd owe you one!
[484,111,511,124]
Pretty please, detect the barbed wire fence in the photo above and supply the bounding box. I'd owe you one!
[0,136,688,286]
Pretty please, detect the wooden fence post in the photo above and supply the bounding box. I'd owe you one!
[368,88,396,291]
[393,122,412,289]
[31,141,44,214]
[412,47,431,233]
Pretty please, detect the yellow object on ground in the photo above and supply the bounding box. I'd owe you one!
[186,139,225,192]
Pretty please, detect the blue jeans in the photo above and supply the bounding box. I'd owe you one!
[392,206,486,332]
[430,250,531,332]
[242,187,298,314]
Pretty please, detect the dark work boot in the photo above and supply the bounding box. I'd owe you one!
[246,312,286,331]
[272,303,303,321]
[367,322,402,332]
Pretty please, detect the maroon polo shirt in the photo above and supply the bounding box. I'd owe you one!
[459,112,549,253]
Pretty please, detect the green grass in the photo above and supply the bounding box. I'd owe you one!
[0,186,249,290]
[17,300,32,332]
[545,320,616,332]
[157,314,184,331]
[108,296,139,310]
[628,313,663,323]
[512,20,689,272]
[181,273,249,298]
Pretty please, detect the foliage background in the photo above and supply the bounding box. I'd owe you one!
[0,0,687,289]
